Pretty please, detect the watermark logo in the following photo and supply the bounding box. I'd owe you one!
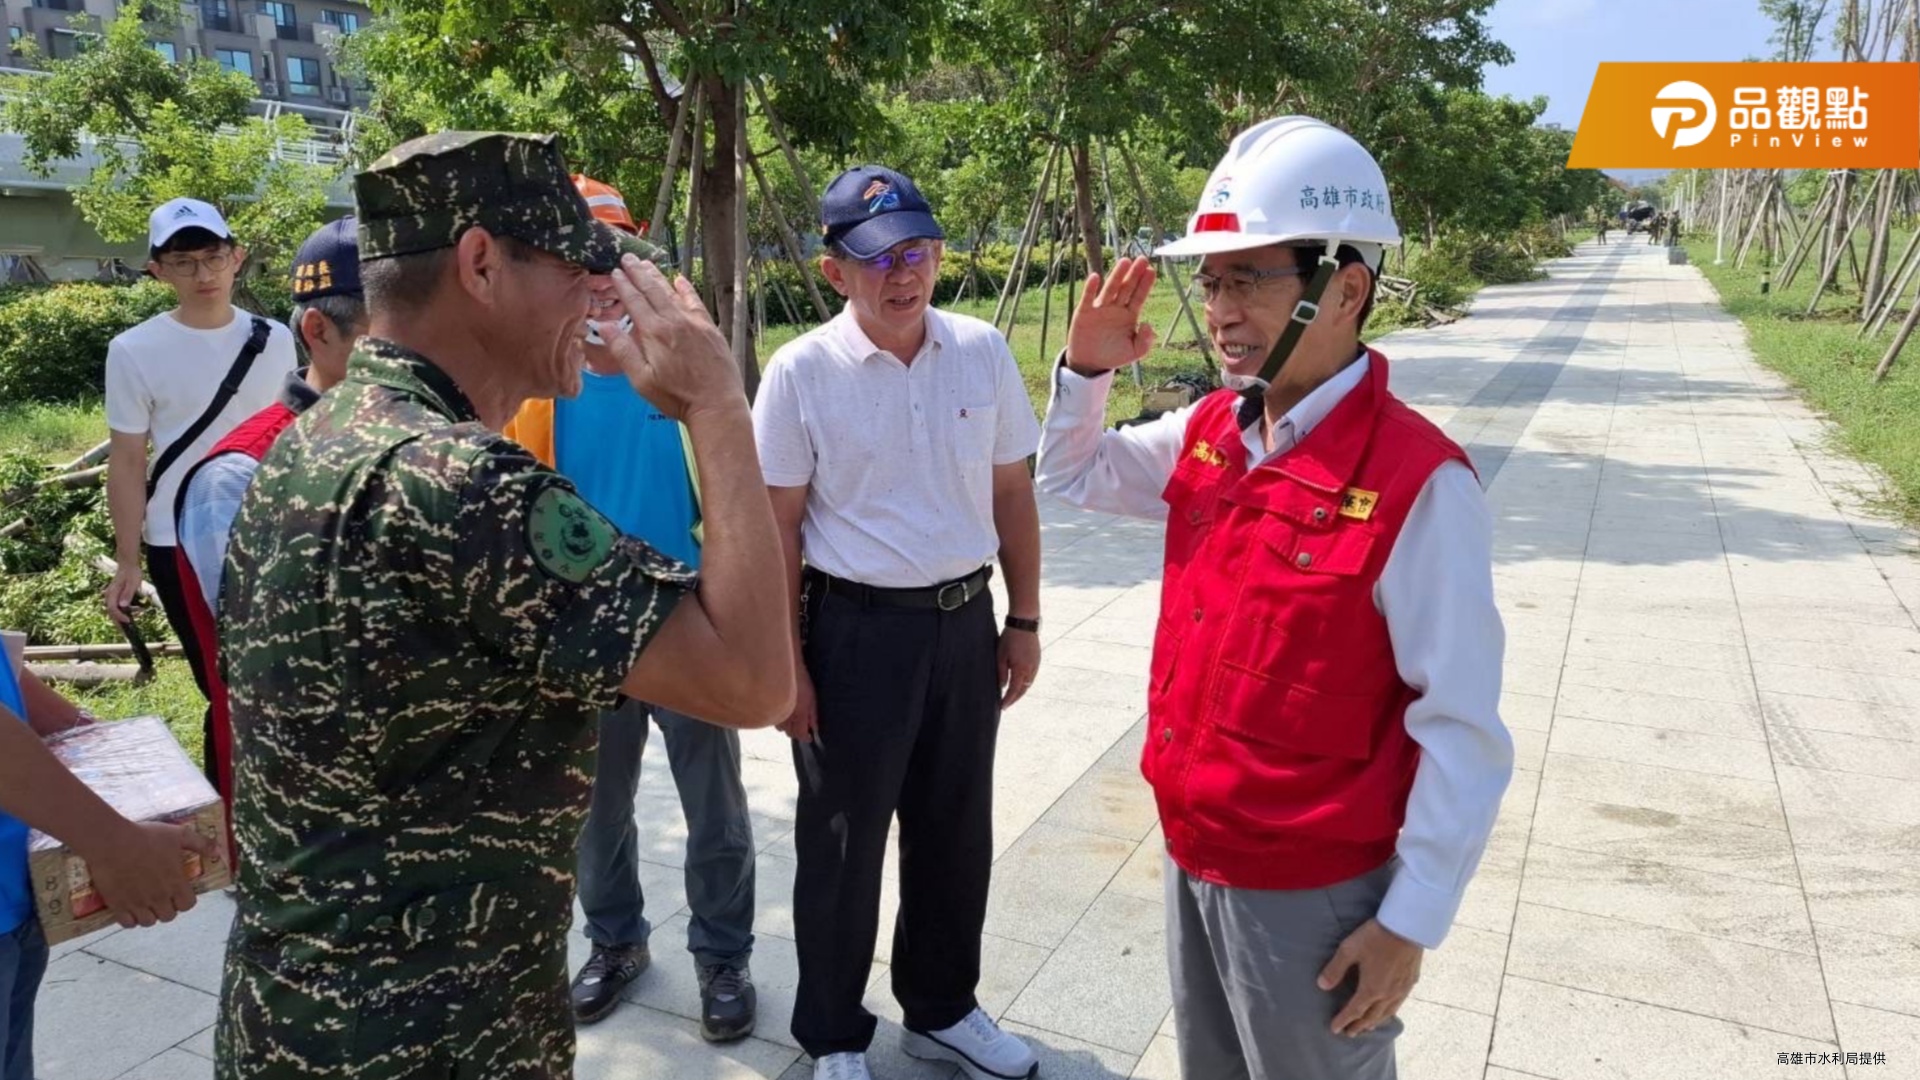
[1651,81,1716,148]
[1568,62,1917,168]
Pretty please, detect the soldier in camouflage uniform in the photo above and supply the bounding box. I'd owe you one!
[213,132,793,1080]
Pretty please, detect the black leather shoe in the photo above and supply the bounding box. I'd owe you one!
[697,961,757,1042]
[571,942,650,1024]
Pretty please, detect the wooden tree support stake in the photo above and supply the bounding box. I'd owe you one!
[649,87,694,250]
[746,148,832,322]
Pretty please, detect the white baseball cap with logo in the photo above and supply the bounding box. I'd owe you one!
[148,197,233,251]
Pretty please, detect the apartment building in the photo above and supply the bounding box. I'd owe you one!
[4,0,372,113]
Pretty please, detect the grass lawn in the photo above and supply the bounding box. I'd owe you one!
[0,399,108,464]
[1686,229,1920,526]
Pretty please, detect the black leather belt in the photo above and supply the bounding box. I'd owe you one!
[805,565,993,612]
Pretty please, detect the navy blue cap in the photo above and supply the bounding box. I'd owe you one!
[289,215,362,301]
[820,165,944,260]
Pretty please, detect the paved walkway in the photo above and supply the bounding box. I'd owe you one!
[33,239,1920,1080]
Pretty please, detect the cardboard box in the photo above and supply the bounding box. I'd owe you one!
[26,716,231,945]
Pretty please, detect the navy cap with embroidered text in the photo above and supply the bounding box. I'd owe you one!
[819,165,944,260]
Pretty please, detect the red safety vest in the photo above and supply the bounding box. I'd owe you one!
[1147,350,1472,890]
[173,399,301,853]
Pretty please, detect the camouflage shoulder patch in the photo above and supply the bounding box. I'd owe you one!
[528,484,616,583]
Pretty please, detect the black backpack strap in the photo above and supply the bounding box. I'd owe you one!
[147,316,272,504]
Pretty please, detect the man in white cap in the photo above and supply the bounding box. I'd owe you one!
[1037,117,1512,1079]
[102,198,296,788]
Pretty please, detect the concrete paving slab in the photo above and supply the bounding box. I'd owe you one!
[1128,1035,1179,1080]
[78,891,233,997]
[998,1021,1140,1077]
[1506,902,1834,1040]
[1539,751,1787,830]
[1766,723,1920,781]
[1005,893,1171,1057]
[34,953,216,1080]
[1552,683,1766,741]
[1830,1001,1920,1070]
[574,1002,799,1080]
[178,1026,215,1060]
[1517,843,1814,955]
[1413,923,1507,1017]
[1815,923,1920,1020]
[983,823,1134,949]
[115,1049,214,1080]
[1488,977,1844,1080]
[1397,998,1493,1080]
[1775,765,1920,827]
[1760,692,1920,742]
[1529,793,1801,885]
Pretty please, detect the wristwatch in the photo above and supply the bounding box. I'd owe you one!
[1004,615,1041,634]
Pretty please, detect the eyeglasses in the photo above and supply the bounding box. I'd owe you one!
[1192,266,1311,305]
[850,244,934,274]
[156,250,238,277]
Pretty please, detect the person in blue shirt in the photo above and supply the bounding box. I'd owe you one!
[0,633,216,1080]
[502,175,757,1043]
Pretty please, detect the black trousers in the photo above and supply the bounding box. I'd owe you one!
[788,581,1002,1058]
[144,543,217,788]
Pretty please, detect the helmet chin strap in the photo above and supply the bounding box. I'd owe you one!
[1235,254,1341,430]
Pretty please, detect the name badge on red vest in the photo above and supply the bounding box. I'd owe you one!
[1339,487,1379,521]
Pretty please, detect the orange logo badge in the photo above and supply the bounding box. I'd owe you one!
[1567,62,1919,169]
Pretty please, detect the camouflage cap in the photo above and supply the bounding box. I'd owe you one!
[354,132,623,273]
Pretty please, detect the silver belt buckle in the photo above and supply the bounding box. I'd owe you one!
[936,579,969,611]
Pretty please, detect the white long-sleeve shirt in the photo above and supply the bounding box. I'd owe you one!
[1035,356,1512,950]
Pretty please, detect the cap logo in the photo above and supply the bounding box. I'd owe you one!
[1208,179,1232,208]
[174,204,198,218]
[292,261,333,295]
[862,180,900,214]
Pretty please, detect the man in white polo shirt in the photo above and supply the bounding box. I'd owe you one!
[753,165,1043,1080]
[102,198,296,786]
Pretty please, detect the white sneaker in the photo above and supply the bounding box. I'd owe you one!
[814,1052,872,1080]
[903,1008,1039,1080]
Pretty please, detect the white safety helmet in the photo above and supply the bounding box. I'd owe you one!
[1157,116,1400,270]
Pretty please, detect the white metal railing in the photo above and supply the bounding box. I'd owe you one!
[2,67,357,168]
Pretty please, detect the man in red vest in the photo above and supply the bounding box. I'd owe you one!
[172,216,365,822]
[1037,117,1512,1079]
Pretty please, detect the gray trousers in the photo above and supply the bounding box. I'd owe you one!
[1166,853,1401,1080]
[578,698,756,968]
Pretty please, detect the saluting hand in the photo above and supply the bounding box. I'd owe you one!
[600,255,742,422]
[1063,257,1158,377]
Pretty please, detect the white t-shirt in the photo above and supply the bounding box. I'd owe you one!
[752,307,1042,588]
[104,307,297,547]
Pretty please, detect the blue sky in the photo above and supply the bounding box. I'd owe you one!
[1477,0,1800,128]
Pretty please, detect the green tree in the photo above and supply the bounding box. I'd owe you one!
[945,0,1330,276]
[2,12,334,272]
[1760,0,1832,61]
[354,0,949,391]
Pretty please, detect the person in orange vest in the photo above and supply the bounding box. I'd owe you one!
[503,175,758,1043]
[1036,117,1513,1079]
